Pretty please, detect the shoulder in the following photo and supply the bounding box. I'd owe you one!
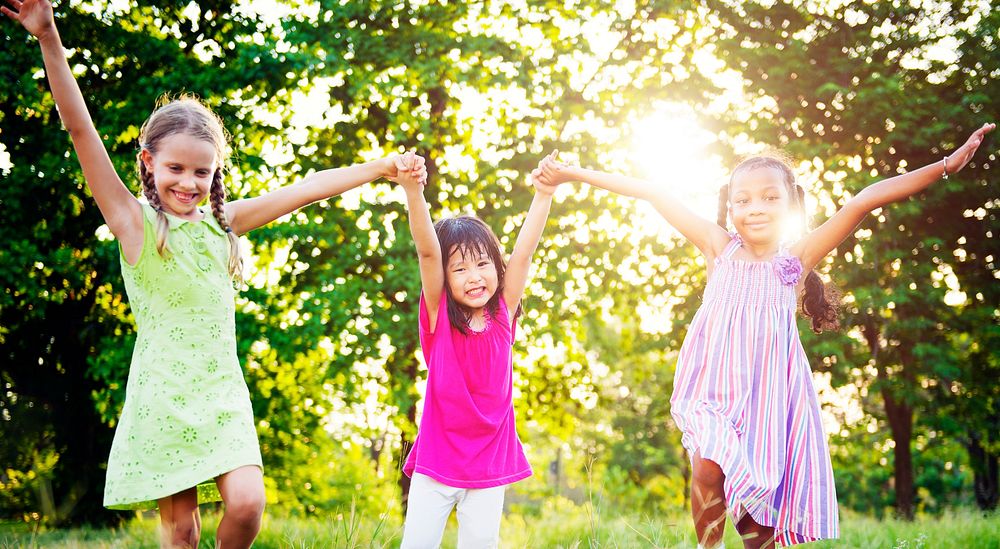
[711,231,741,262]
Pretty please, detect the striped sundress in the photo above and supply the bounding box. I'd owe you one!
[670,233,839,545]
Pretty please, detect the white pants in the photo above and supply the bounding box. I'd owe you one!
[399,473,506,548]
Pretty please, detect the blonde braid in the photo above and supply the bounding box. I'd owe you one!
[139,157,171,257]
[209,168,243,282]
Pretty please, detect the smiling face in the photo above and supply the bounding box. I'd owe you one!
[445,244,500,311]
[728,165,794,246]
[141,132,218,218]
[434,216,507,332]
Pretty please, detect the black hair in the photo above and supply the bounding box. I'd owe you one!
[434,215,510,335]
[718,154,840,333]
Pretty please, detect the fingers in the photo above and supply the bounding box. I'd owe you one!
[966,123,995,147]
[392,155,408,174]
[412,164,427,182]
[1,0,22,19]
[390,151,428,186]
[541,161,559,178]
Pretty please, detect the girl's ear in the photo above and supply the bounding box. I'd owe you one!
[140,149,154,172]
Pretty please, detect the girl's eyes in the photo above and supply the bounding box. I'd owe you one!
[477,261,490,267]
[167,166,210,177]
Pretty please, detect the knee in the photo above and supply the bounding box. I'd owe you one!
[401,528,446,549]
[692,457,725,486]
[459,531,499,549]
[225,491,266,530]
[167,522,200,548]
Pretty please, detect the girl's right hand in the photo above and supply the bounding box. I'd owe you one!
[535,150,573,187]
[2,0,56,39]
[531,151,560,195]
[385,151,427,190]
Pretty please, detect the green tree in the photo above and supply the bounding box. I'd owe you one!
[270,0,718,507]
[703,0,998,517]
[0,0,297,523]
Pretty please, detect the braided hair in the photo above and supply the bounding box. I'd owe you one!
[136,95,243,282]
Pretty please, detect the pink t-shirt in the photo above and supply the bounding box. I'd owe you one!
[402,291,533,489]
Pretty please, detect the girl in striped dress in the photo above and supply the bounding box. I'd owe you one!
[532,122,993,548]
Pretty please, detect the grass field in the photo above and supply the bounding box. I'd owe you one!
[2,503,998,548]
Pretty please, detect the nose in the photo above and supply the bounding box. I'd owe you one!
[178,175,198,190]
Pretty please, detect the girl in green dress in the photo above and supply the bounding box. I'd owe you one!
[4,1,427,547]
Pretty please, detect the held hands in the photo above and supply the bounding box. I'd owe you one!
[531,150,569,195]
[2,0,56,39]
[384,151,427,190]
[945,123,995,176]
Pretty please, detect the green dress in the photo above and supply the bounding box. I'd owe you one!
[104,203,262,510]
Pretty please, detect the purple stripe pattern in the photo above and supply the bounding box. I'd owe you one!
[670,234,839,545]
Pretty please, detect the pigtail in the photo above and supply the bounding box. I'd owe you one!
[208,168,244,283]
[802,270,840,333]
[794,183,809,233]
[792,183,840,332]
[716,183,729,229]
[138,157,171,257]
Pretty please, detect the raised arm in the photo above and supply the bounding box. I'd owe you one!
[791,123,995,271]
[537,154,730,259]
[396,155,444,331]
[5,0,142,250]
[224,154,426,234]
[502,166,556,316]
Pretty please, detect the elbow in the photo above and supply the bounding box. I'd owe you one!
[846,188,886,214]
[417,249,440,263]
[65,123,96,141]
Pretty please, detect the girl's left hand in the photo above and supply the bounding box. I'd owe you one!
[384,151,427,186]
[946,122,995,175]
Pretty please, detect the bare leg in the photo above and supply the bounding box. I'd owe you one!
[735,509,775,549]
[691,451,727,548]
[215,465,266,549]
[157,487,200,549]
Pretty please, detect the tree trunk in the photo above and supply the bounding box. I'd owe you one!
[863,316,916,520]
[881,388,915,519]
[967,432,1000,511]
[398,397,416,516]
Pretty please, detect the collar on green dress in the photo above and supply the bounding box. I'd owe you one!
[153,204,227,236]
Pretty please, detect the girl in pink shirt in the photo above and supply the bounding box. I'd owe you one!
[397,154,558,548]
